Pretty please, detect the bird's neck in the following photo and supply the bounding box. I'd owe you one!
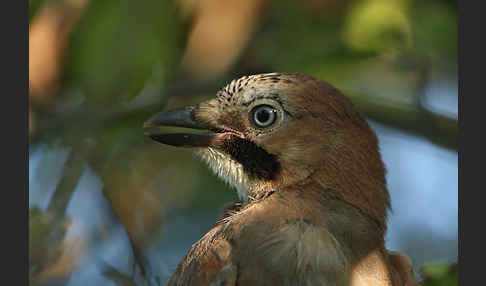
[312,148,390,233]
[246,158,390,235]
[312,169,389,234]
[197,140,390,233]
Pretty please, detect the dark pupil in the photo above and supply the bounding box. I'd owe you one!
[257,109,270,123]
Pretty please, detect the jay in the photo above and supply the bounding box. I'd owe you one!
[144,73,417,286]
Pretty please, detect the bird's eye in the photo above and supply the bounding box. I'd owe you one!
[251,105,277,128]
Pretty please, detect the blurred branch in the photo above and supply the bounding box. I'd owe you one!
[347,53,457,151]
[98,259,163,286]
[30,151,85,285]
[99,260,138,286]
[29,208,72,285]
[30,144,156,284]
[348,91,457,151]
[46,151,85,218]
[98,187,153,279]
[30,98,161,145]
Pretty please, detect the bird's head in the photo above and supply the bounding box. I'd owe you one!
[145,73,390,228]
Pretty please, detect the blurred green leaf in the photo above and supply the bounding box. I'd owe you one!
[421,263,458,286]
[63,0,185,103]
[32,0,190,153]
[29,0,47,21]
[411,2,457,62]
[342,0,412,54]
[248,0,375,74]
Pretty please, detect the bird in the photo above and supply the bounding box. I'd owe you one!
[144,72,418,286]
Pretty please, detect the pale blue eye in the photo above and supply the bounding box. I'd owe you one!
[252,105,277,127]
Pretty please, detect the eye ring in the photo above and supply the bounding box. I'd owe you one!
[250,105,277,128]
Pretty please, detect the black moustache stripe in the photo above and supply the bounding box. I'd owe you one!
[219,137,281,181]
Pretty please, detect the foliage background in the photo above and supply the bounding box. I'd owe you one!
[29,0,458,285]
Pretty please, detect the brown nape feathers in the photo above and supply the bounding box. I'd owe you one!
[144,72,418,286]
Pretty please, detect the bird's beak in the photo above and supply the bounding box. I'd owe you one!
[143,106,218,148]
